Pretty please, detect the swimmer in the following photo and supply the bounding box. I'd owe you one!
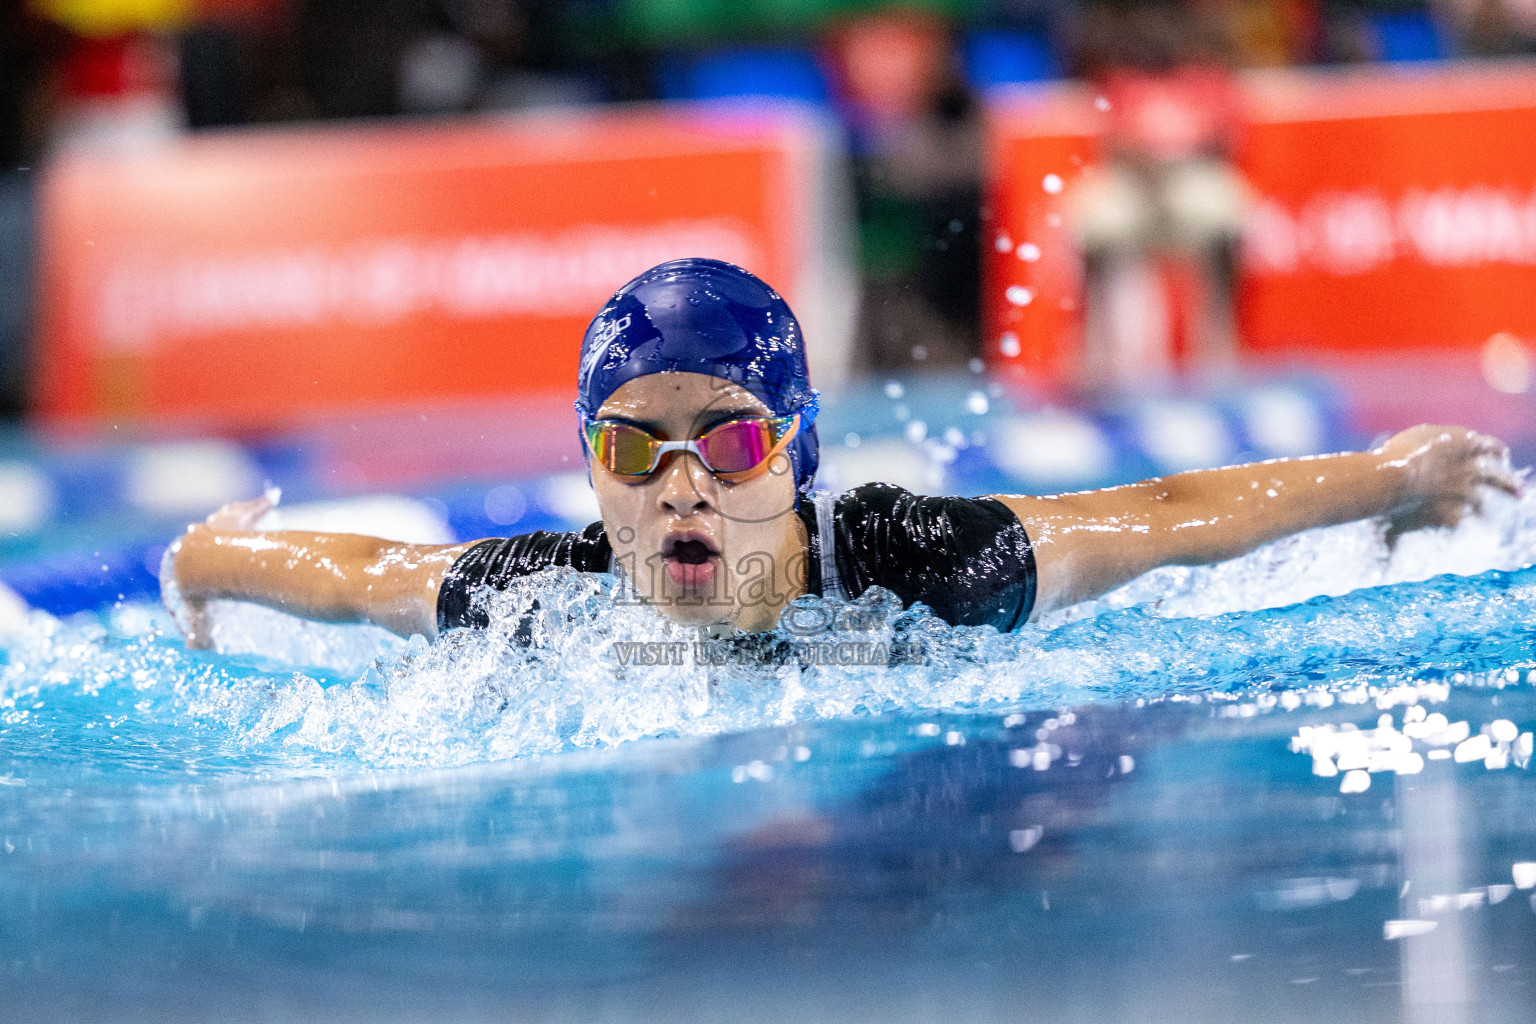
[165,258,1519,648]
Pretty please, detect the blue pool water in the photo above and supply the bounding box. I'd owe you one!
[3,463,1536,1020]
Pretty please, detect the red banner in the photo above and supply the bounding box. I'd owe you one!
[36,105,849,430]
[984,65,1536,386]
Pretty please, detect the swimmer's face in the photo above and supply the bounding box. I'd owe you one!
[590,372,805,631]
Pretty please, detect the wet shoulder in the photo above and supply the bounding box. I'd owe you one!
[829,481,1035,630]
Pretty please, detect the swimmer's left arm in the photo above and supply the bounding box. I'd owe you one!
[992,425,1519,617]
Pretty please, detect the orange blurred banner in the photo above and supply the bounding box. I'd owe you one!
[36,104,848,430]
[984,65,1536,386]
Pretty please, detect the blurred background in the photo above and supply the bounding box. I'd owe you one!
[1,0,1535,615]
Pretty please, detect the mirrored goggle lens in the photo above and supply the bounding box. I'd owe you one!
[590,422,659,476]
[698,418,785,474]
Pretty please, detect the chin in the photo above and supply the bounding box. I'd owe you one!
[655,600,732,628]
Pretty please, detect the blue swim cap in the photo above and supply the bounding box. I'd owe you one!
[576,258,820,497]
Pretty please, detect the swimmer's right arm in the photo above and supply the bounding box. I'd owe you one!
[167,496,472,647]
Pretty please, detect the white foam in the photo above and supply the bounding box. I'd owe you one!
[1047,484,1536,626]
[0,462,55,534]
[7,483,1534,770]
[0,582,30,638]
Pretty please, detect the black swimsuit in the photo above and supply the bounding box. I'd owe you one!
[437,483,1037,633]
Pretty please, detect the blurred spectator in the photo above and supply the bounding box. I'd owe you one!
[26,0,192,152]
[293,0,443,118]
[1445,0,1536,53]
[0,7,59,421]
[292,0,595,119]
[177,0,303,126]
[0,169,34,420]
[1219,0,1323,64]
[50,33,183,151]
[1066,0,1249,392]
[8,0,1519,424]
[831,12,986,371]
[175,0,590,125]
[2,7,64,169]
[1316,0,1458,63]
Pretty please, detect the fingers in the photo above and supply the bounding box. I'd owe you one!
[1473,442,1520,497]
[1442,430,1519,500]
[203,487,280,531]
[1471,432,1507,456]
[1481,473,1521,498]
[1383,427,1522,542]
[176,594,216,651]
[183,614,215,651]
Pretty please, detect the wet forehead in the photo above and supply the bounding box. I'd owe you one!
[595,371,771,429]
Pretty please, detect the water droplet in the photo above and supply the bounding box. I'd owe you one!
[884,380,904,400]
[1018,242,1041,262]
[483,485,527,526]
[1042,174,1064,194]
[1483,332,1531,394]
[965,391,990,416]
[995,233,1013,253]
[999,333,1021,357]
[1006,286,1034,306]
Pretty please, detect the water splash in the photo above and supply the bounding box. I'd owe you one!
[3,490,1534,773]
[1053,483,1535,623]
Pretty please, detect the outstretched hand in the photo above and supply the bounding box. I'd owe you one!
[161,488,281,649]
[200,488,280,532]
[1377,426,1520,544]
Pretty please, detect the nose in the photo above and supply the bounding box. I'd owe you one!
[655,450,715,515]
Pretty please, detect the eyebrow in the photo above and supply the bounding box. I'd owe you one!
[595,405,769,436]
[696,406,770,431]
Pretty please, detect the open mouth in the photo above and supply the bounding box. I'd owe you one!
[662,533,720,565]
[661,532,721,593]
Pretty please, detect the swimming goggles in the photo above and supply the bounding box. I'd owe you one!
[583,413,802,484]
